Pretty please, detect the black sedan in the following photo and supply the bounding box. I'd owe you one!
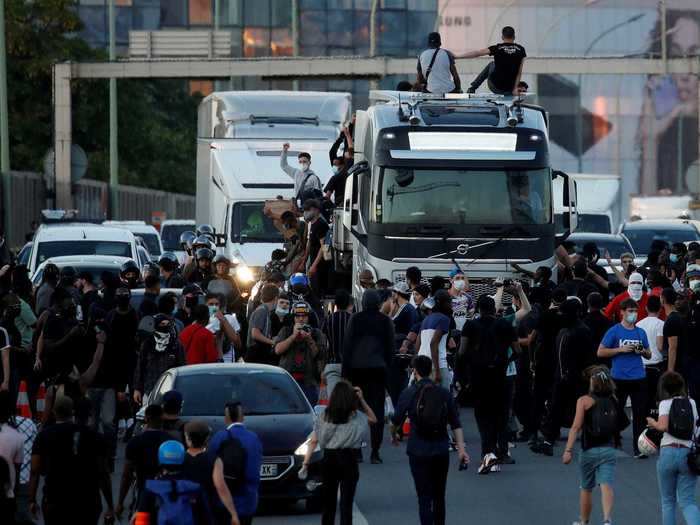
[143,363,323,509]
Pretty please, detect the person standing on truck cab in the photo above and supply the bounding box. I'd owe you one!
[462,26,527,96]
[281,143,322,209]
[416,32,461,95]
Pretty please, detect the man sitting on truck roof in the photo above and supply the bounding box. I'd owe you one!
[280,143,322,209]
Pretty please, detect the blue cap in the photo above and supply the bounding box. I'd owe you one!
[448,267,464,279]
[158,440,185,466]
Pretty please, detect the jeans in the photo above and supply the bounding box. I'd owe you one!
[87,387,117,461]
[348,368,386,454]
[321,449,359,525]
[657,447,700,525]
[470,62,494,90]
[322,363,343,399]
[409,453,449,525]
[615,377,647,455]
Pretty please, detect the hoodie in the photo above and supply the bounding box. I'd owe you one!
[341,290,395,377]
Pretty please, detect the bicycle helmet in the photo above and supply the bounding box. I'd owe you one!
[158,440,185,466]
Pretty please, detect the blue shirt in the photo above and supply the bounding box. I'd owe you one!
[601,324,649,380]
[208,423,263,517]
[391,378,462,457]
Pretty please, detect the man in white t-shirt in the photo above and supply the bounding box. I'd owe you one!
[637,295,665,417]
[205,293,241,362]
[416,32,462,95]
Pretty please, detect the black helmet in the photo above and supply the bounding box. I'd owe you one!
[182,283,204,297]
[179,231,196,250]
[195,247,214,261]
[119,259,140,277]
[213,253,231,266]
[196,224,215,242]
[192,235,212,250]
[159,252,179,271]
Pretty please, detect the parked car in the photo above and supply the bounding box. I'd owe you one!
[103,221,164,259]
[28,224,139,275]
[567,232,637,280]
[141,363,323,509]
[160,220,196,264]
[31,255,130,287]
[619,219,700,257]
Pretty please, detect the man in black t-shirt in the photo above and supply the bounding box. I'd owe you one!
[304,199,330,297]
[461,26,527,96]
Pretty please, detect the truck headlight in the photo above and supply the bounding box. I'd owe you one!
[235,265,255,284]
[295,436,320,456]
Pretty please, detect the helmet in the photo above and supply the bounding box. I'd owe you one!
[192,235,212,250]
[120,259,140,278]
[213,253,231,266]
[179,231,196,250]
[196,224,215,242]
[289,273,309,288]
[158,440,185,466]
[195,247,214,261]
[182,283,204,297]
[159,252,179,271]
[638,428,661,456]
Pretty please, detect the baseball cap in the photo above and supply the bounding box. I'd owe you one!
[391,282,411,298]
[292,301,311,316]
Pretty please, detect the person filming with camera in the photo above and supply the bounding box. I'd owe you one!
[274,302,326,405]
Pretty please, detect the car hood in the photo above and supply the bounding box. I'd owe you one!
[182,413,314,455]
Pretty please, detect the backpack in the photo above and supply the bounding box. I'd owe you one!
[219,429,248,493]
[145,478,203,525]
[588,396,619,439]
[413,382,448,439]
[669,398,695,441]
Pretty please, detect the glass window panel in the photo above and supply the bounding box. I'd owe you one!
[406,0,434,12]
[115,7,133,43]
[134,0,159,5]
[243,27,270,56]
[133,6,160,29]
[300,45,327,56]
[160,0,188,26]
[379,10,406,51]
[381,0,405,9]
[116,0,133,5]
[354,0,370,10]
[220,0,242,25]
[80,0,104,5]
[300,10,327,47]
[270,79,295,90]
[78,6,107,45]
[271,27,293,55]
[353,10,369,49]
[326,11,353,47]
[328,0,352,8]
[189,0,212,24]
[229,27,242,55]
[328,46,353,56]
[271,0,291,26]
[244,0,270,25]
[300,0,326,8]
[190,80,214,96]
[407,12,434,50]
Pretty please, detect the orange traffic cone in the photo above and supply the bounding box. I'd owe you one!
[402,418,411,437]
[35,383,47,420]
[16,381,32,419]
[318,379,329,406]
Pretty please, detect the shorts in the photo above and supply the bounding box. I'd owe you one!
[579,446,616,490]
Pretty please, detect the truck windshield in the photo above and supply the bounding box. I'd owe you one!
[231,202,283,243]
[376,168,551,225]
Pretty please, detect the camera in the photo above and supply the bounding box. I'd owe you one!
[634,343,644,354]
[301,324,312,333]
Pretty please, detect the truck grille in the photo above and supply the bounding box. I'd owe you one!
[391,272,511,302]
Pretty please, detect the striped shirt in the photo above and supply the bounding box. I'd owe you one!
[14,416,37,484]
[323,311,352,364]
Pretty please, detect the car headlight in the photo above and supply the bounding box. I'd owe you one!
[236,265,255,284]
[295,436,320,456]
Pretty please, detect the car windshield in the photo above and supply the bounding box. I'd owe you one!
[555,213,611,234]
[161,225,195,251]
[34,265,119,286]
[376,168,551,225]
[139,234,161,255]
[176,371,309,416]
[231,203,283,243]
[37,241,132,263]
[621,227,700,255]
[569,237,634,259]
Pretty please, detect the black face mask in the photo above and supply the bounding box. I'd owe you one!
[185,296,198,309]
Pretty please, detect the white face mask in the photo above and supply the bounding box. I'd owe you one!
[453,280,466,291]
[332,165,340,174]
[276,306,290,317]
[628,282,643,301]
[299,161,310,171]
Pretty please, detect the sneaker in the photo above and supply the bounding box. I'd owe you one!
[634,453,648,459]
[498,454,516,465]
[478,453,498,475]
[531,441,554,456]
[489,463,501,473]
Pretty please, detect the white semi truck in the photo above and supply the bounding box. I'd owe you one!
[554,173,621,234]
[196,91,351,286]
[332,91,578,301]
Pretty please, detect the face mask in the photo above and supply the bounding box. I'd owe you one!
[299,161,310,171]
[627,282,643,301]
[154,329,171,352]
[691,280,700,292]
[625,312,638,324]
[670,254,679,263]
[453,280,466,291]
[208,305,219,317]
[303,210,315,221]
[276,306,290,317]
[332,166,340,174]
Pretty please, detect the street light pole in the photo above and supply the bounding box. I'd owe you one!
[0,0,11,238]
[369,0,378,90]
[292,0,299,90]
[109,0,119,219]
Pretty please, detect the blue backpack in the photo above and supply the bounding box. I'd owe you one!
[144,478,204,525]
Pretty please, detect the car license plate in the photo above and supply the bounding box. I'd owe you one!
[260,464,278,478]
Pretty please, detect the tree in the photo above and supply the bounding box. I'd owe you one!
[6,0,200,194]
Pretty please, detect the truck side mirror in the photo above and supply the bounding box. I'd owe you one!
[553,170,578,238]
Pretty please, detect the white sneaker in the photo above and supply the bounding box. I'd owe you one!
[478,453,498,475]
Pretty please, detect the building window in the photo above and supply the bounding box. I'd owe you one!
[189,0,212,25]
[190,80,214,96]
[219,0,242,25]
[243,27,271,56]
[270,0,291,26]
[244,0,270,26]
[300,10,327,47]
[160,0,187,26]
[327,10,353,47]
[271,28,293,56]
